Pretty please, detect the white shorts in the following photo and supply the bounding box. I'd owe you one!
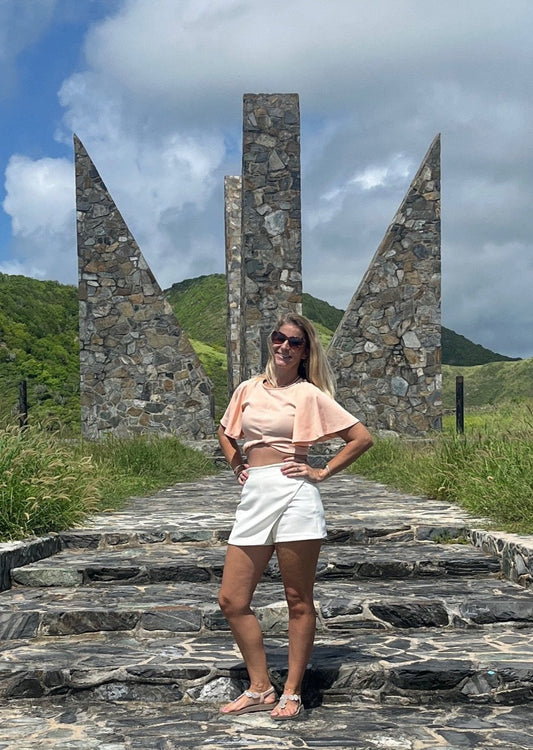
[228,464,327,546]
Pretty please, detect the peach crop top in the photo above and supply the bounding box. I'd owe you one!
[220,377,359,458]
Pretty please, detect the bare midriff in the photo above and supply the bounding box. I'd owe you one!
[246,444,308,467]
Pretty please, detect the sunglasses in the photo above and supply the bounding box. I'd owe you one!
[271,330,306,348]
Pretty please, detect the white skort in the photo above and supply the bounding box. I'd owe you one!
[228,463,327,546]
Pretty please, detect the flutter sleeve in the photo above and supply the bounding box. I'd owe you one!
[292,383,359,445]
[219,380,251,439]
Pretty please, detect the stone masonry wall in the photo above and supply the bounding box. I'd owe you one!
[224,176,242,394]
[328,135,442,436]
[75,135,215,440]
[241,93,302,379]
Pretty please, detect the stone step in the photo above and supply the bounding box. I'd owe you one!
[1,577,532,641]
[0,696,531,750]
[10,541,501,588]
[57,520,470,549]
[0,627,532,706]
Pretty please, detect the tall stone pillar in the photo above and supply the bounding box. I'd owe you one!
[224,175,243,394]
[328,135,442,437]
[241,93,302,379]
[75,135,215,440]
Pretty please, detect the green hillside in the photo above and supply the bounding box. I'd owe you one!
[164,278,347,349]
[442,327,519,366]
[0,272,528,430]
[442,359,533,409]
[0,274,79,427]
[302,293,344,332]
[165,274,227,348]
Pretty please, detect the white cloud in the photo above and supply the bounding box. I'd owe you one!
[68,0,532,136]
[56,72,227,288]
[351,156,412,191]
[2,154,75,282]
[3,155,73,236]
[309,154,414,229]
[0,258,48,279]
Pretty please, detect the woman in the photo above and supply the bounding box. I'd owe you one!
[217,313,373,720]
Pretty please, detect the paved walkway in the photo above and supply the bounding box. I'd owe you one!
[1,472,533,749]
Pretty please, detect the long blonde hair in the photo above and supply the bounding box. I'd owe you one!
[264,313,336,397]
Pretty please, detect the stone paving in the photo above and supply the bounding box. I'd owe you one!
[1,698,533,749]
[1,472,533,748]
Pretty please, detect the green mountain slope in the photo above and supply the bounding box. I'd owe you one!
[166,274,519,366]
[164,278,348,349]
[442,359,533,409]
[442,327,519,366]
[165,274,227,348]
[164,276,348,351]
[0,274,79,427]
[302,293,344,332]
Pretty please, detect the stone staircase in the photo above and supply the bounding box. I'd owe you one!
[0,472,533,749]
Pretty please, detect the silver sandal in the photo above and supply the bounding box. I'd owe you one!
[271,692,302,720]
[220,686,276,715]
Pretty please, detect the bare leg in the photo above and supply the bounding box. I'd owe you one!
[270,539,322,718]
[218,544,277,713]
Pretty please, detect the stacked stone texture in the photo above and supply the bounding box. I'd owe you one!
[75,135,214,440]
[241,93,302,379]
[224,176,243,394]
[328,135,442,436]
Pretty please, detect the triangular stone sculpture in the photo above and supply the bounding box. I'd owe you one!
[74,135,214,440]
[328,135,442,436]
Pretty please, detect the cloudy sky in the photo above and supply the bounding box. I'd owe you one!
[0,0,531,358]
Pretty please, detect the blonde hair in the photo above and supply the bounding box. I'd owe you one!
[264,313,336,397]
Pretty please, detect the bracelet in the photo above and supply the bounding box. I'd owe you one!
[233,463,246,476]
[324,463,332,478]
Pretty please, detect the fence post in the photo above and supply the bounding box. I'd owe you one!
[455,375,464,434]
[18,380,28,430]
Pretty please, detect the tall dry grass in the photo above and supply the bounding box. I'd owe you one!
[0,423,219,542]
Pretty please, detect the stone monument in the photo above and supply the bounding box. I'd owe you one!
[239,93,303,380]
[75,135,214,440]
[224,175,243,394]
[327,135,442,436]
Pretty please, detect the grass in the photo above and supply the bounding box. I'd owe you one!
[0,422,220,542]
[0,422,98,541]
[86,433,219,509]
[351,399,533,533]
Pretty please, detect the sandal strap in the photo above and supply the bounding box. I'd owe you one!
[277,693,301,708]
[239,686,275,703]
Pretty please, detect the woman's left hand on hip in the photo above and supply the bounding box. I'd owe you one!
[280,458,321,483]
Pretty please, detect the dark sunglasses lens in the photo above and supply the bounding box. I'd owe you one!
[271,331,304,348]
